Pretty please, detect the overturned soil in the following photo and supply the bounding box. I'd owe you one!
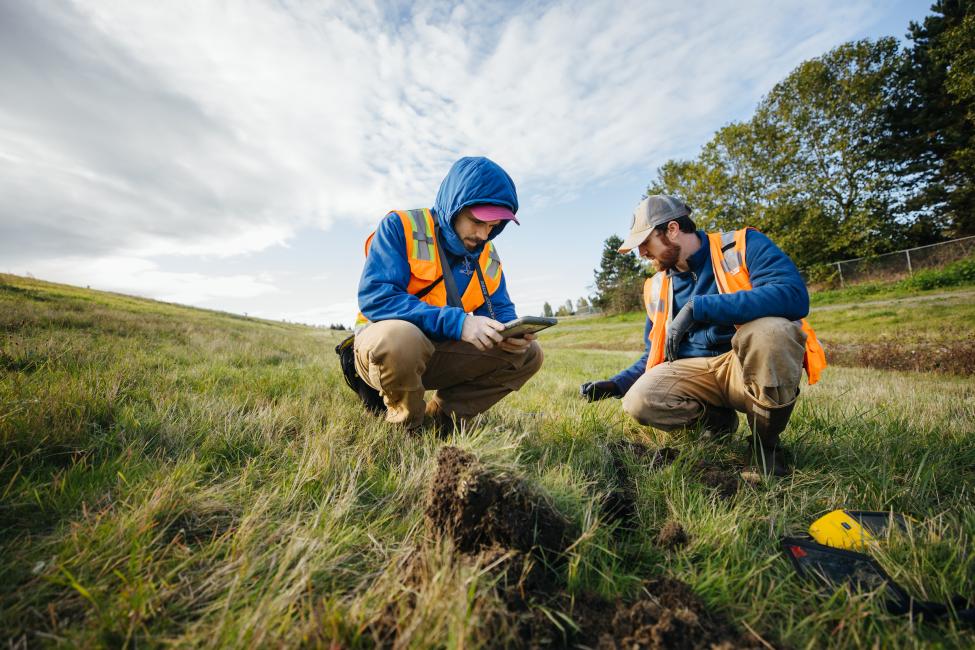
[695,461,739,499]
[583,578,764,649]
[655,521,689,551]
[425,446,572,557]
[822,338,975,376]
[411,447,769,648]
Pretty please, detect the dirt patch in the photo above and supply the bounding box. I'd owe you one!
[409,447,768,649]
[584,578,764,649]
[425,446,572,557]
[604,443,639,528]
[655,521,689,551]
[822,339,975,376]
[616,441,681,470]
[695,461,739,499]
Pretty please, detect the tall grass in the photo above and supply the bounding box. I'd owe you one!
[2,273,974,648]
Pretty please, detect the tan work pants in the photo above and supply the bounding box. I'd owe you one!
[621,317,806,431]
[353,320,544,428]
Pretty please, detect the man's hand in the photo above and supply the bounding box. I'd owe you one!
[579,380,620,401]
[665,299,696,362]
[499,332,536,354]
[461,315,505,351]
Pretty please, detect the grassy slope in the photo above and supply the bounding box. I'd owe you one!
[2,273,974,648]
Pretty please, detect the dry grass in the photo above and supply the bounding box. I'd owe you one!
[2,273,974,648]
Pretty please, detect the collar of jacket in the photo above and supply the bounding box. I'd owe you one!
[667,231,710,277]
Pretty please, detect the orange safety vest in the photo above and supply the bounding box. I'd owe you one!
[354,208,504,330]
[643,228,826,384]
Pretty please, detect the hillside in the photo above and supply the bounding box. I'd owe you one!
[2,273,974,648]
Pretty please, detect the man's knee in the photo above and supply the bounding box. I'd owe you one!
[621,384,686,431]
[522,341,544,377]
[357,320,433,371]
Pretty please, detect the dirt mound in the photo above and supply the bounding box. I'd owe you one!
[425,446,572,556]
[695,461,739,499]
[587,578,763,649]
[656,521,689,551]
[413,447,768,649]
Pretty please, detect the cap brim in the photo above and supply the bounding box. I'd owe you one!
[470,204,520,225]
[618,227,651,253]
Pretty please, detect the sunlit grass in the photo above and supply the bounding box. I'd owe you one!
[2,273,974,648]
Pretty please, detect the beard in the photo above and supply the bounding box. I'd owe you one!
[462,237,484,251]
[651,237,681,272]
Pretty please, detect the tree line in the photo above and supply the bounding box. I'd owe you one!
[590,0,974,311]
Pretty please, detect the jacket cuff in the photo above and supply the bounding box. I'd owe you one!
[444,309,467,340]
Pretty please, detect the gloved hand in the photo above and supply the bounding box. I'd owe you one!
[665,299,696,362]
[580,380,621,401]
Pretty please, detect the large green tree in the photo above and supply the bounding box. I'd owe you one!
[884,0,975,236]
[650,38,909,273]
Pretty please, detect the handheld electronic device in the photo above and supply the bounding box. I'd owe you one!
[501,316,557,339]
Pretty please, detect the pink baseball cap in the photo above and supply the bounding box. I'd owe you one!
[470,204,520,225]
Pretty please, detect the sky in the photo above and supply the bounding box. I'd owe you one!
[0,0,933,326]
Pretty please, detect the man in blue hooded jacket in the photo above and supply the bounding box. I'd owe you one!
[352,157,543,429]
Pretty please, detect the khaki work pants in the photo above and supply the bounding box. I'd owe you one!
[353,320,544,428]
[621,317,807,431]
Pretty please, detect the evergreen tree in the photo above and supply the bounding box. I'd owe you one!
[884,0,975,236]
[542,302,553,317]
[592,235,646,313]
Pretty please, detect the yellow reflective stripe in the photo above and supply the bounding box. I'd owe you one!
[485,243,501,279]
[404,211,421,259]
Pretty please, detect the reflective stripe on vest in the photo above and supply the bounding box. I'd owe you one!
[355,209,504,331]
[643,272,670,370]
[405,208,435,262]
[643,228,827,385]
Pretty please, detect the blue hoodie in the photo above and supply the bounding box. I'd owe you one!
[610,229,810,394]
[357,157,519,340]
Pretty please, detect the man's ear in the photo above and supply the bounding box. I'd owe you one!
[667,220,680,240]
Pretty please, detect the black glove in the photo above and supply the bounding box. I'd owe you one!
[665,299,697,362]
[580,380,621,401]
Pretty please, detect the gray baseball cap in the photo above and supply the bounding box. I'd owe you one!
[618,195,691,253]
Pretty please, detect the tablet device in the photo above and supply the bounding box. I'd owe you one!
[501,316,557,338]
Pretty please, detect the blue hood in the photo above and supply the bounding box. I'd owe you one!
[432,156,519,258]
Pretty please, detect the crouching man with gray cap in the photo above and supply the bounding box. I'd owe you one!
[580,195,826,476]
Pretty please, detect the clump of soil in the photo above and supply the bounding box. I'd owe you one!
[411,447,768,649]
[586,578,764,649]
[425,446,572,556]
[655,521,689,551]
[695,460,739,499]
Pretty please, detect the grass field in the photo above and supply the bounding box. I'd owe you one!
[2,272,974,648]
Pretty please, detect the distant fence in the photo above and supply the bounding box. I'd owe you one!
[811,236,975,288]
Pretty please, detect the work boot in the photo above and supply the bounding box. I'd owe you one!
[698,405,739,443]
[424,399,468,437]
[743,391,797,477]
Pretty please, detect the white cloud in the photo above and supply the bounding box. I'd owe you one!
[0,0,887,315]
[23,256,277,305]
